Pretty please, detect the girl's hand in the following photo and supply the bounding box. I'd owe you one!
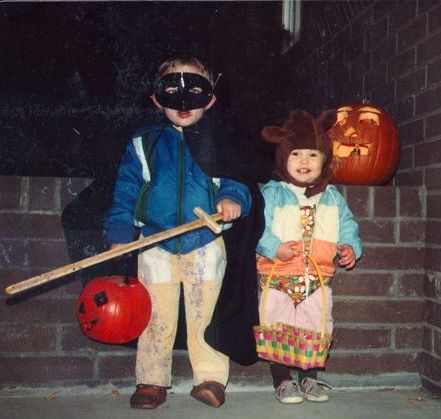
[217,199,242,222]
[338,244,356,269]
[276,241,300,261]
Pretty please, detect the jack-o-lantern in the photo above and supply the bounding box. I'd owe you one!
[327,104,400,185]
[76,276,151,344]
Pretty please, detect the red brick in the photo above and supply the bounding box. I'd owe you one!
[397,15,427,52]
[359,220,395,243]
[0,296,78,324]
[365,18,388,50]
[426,112,441,138]
[419,0,439,15]
[400,187,423,217]
[400,220,425,242]
[61,325,127,352]
[415,84,441,114]
[0,326,56,352]
[27,239,71,269]
[371,81,395,106]
[98,354,136,380]
[350,52,371,80]
[395,169,424,186]
[426,167,441,189]
[399,119,424,146]
[428,2,441,33]
[426,248,441,271]
[415,139,441,167]
[398,146,413,170]
[427,194,441,218]
[345,186,370,218]
[373,38,396,67]
[327,353,420,374]
[397,273,424,297]
[332,327,391,349]
[427,300,441,328]
[0,176,22,210]
[395,327,423,349]
[359,246,424,270]
[373,187,397,217]
[390,1,417,32]
[426,220,441,245]
[0,213,64,240]
[388,48,416,79]
[334,300,424,323]
[417,31,441,65]
[395,170,424,186]
[29,177,58,212]
[424,274,441,300]
[365,64,387,92]
[423,326,432,352]
[396,69,425,101]
[0,239,28,267]
[428,57,441,85]
[435,329,441,357]
[0,356,95,385]
[332,272,395,297]
[421,352,441,381]
[345,35,365,62]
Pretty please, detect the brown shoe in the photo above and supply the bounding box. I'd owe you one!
[190,381,225,408]
[130,384,167,409]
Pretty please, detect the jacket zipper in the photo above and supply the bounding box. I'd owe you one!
[176,130,185,254]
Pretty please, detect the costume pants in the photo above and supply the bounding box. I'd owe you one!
[136,237,229,387]
[260,286,333,389]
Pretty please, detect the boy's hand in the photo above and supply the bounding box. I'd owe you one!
[276,241,300,261]
[338,244,356,269]
[217,199,242,222]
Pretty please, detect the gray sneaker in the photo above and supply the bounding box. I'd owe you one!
[275,380,304,404]
[301,377,331,402]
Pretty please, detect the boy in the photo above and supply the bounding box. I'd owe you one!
[256,109,362,404]
[104,57,252,409]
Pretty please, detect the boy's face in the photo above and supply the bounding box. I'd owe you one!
[151,64,216,129]
[287,149,325,185]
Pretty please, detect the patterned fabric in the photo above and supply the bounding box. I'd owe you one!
[260,205,330,304]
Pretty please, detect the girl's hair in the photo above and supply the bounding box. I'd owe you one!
[154,57,214,83]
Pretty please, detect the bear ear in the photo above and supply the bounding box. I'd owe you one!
[261,126,287,144]
[316,109,337,131]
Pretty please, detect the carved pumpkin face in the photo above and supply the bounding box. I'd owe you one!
[76,276,151,344]
[327,104,400,185]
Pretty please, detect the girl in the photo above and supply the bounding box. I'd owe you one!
[256,109,362,404]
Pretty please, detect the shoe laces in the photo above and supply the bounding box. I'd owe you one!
[278,380,301,397]
[301,378,332,396]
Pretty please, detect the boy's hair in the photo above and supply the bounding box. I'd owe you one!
[154,57,214,84]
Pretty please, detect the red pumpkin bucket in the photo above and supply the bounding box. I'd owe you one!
[76,276,152,344]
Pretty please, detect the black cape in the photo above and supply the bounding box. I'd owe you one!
[183,111,266,365]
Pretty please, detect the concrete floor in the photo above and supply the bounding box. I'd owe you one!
[1,385,440,419]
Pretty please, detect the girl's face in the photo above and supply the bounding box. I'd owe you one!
[287,148,325,184]
[151,64,216,130]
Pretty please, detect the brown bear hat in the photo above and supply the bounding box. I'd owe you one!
[261,109,337,197]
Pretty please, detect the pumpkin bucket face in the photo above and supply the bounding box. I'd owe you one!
[327,104,400,185]
[76,276,151,344]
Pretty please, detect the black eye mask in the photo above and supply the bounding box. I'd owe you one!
[153,72,214,111]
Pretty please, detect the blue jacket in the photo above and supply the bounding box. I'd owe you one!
[104,122,252,254]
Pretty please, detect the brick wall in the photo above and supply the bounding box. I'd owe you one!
[0,175,426,388]
[282,0,441,395]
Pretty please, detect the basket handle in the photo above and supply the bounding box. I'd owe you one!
[259,256,327,339]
